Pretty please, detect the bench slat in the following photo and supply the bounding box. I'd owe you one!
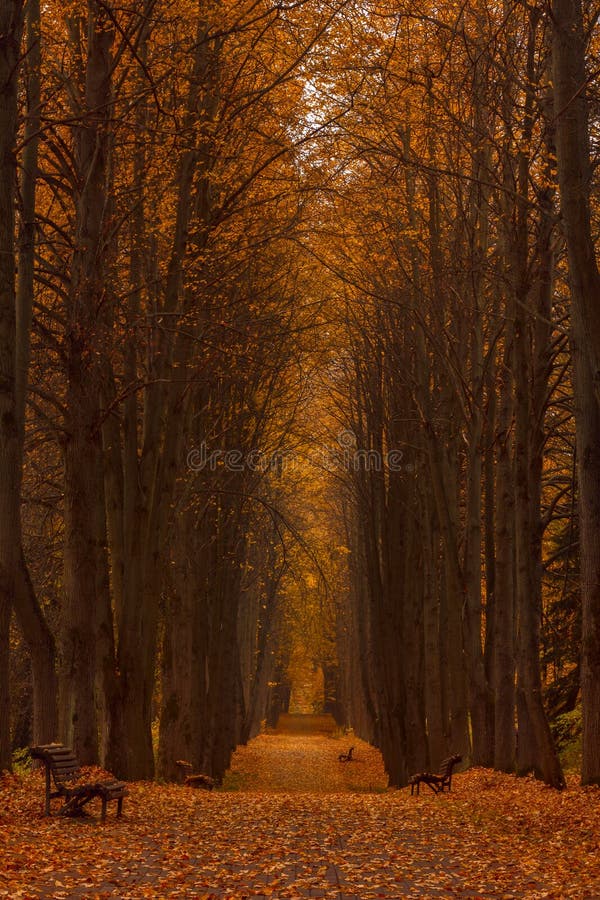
[34,746,75,758]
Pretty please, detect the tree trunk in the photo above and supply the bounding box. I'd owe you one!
[14,11,54,737]
[463,62,493,767]
[0,0,25,771]
[493,351,516,772]
[158,565,195,781]
[464,413,492,764]
[7,0,57,749]
[93,451,117,765]
[513,234,564,789]
[61,404,101,761]
[15,0,40,429]
[422,502,446,767]
[402,518,428,772]
[552,0,600,786]
[427,432,470,760]
[570,307,600,786]
[506,7,564,789]
[60,2,116,764]
[14,552,58,744]
[483,359,497,756]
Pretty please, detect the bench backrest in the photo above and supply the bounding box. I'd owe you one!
[440,754,462,778]
[31,744,81,787]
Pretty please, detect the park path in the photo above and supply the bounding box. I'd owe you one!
[221,714,388,793]
[1,718,600,899]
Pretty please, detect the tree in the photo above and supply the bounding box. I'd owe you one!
[0,0,25,771]
[552,0,600,785]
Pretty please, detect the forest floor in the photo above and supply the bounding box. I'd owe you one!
[1,717,599,900]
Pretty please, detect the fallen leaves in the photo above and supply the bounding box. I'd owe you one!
[0,732,599,899]
[222,731,388,793]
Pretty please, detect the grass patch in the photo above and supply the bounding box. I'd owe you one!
[220,768,248,791]
[12,746,32,775]
[553,706,582,773]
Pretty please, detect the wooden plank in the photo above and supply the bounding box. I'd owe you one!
[40,747,74,758]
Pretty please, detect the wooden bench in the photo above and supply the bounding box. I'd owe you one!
[409,754,462,795]
[338,745,354,762]
[30,744,128,821]
[175,759,217,789]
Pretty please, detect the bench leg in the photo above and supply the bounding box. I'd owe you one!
[45,768,51,816]
[117,796,123,817]
[101,797,107,823]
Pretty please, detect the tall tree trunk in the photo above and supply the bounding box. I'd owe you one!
[413,135,469,760]
[0,0,25,770]
[15,0,40,429]
[493,349,516,771]
[401,482,428,772]
[552,0,600,786]
[513,183,564,787]
[93,450,117,764]
[61,394,102,760]
[464,396,491,764]
[7,0,58,746]
[61,2,115,763]
[483,358,497,755]
[241,559,282,741]
[158,541,195,781]
[421,496,446,767]
[463,57,493,767]
[14,553,58,744]
[510,7,564,789]
[425,431,470,760]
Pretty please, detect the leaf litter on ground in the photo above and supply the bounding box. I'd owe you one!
[0,726,599,899]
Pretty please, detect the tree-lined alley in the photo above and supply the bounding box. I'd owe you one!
[0,0,600,794]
